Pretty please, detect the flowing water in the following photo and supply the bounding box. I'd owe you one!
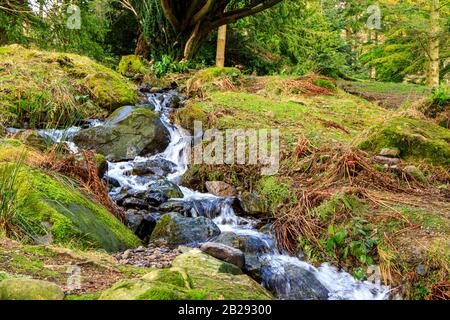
[40,90,391,300]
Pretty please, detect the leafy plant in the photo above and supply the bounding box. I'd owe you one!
[0,153,26,238]
[152,55,191,77]
[431,82,449,107]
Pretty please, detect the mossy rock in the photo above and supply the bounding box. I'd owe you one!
[0,44,137,128]
[100,250,272,300]
[186,67,241,95]
[359,117,450,166]
[11,130,50,151]
[0,278,64,300]
[174,104,208,134]
[118,55,149,78]
[3,163,140,252]
[73,106,170,161]
[150,213,220,247]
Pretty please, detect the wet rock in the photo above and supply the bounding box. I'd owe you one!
[148,179,183,199]
[374,156,400,166]
[144,191,168,207]
[135,213,161,240]
[158,200,193,215]
[0,279,64,300]
[213,232,274,280]
[105,176,121,188]
[73,106,170,161]
[190,198,228,219]
[132,158,177,177]
[260,260,329,300]
[150,213,221,247]
[205,181,237,197]
[122,197,149,210]
[125,211,143,233]
[111,191,128,205]
[200,242,245,269]
[11,130,49,151]
[238,192,269,217]
[168,94,182,109]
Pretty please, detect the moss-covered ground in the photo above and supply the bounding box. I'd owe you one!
[0,44,137,128]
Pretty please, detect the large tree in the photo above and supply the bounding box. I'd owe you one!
[120,0,283,60]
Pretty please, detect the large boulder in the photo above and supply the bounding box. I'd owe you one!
[99,250,272,300]
[260,258,330,300]
[359,116,450,166]
[73,106,170,161]
[146,179,184,199]
[132,158,177,177]
[0,279,64,300]
[3,164,140,252]
[150,213,220,247]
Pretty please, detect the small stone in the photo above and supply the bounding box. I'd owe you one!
[379,148,400,158]
[374,156,400,165]
[136,246,146,252]
[205,181,237,197]
[122,249,132,259]
[415,264,427,276]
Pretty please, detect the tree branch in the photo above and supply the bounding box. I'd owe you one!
[160,0,180,32]
[211,0,283,28]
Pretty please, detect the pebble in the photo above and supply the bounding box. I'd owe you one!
[113,244,181,268]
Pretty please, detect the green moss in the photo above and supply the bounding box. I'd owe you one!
[6,164,140,252]
[0,44,137,128]
[193,90,387,147]
[359,117,450,166]
[256,176,295,211]
[313,79,336,90]
[186,67,242,94]
[174,104,208,133]
[118,55,149,77]
[0,278,64,300]
[193,67,241,83]
[100,251,272,300]
[65,291,102,300]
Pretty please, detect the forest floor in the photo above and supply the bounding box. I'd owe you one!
[338,80,430,110]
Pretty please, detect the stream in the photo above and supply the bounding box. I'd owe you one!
[37,90,390,300]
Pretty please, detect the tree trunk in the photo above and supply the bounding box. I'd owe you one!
[215,24,227,67]
[135,31,150,59]
[427,0,440,88]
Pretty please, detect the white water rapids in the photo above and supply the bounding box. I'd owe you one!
[38,90,391,300]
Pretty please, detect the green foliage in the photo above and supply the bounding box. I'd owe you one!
[431,82,450,108]
[305,194,378,266]
[219,0,348,76]
[256,176,295,211]
[313,79,336,90]
[0,0,114,62]
[152,55,191,78]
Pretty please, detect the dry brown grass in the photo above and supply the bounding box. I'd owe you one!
[38,149,125,223]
